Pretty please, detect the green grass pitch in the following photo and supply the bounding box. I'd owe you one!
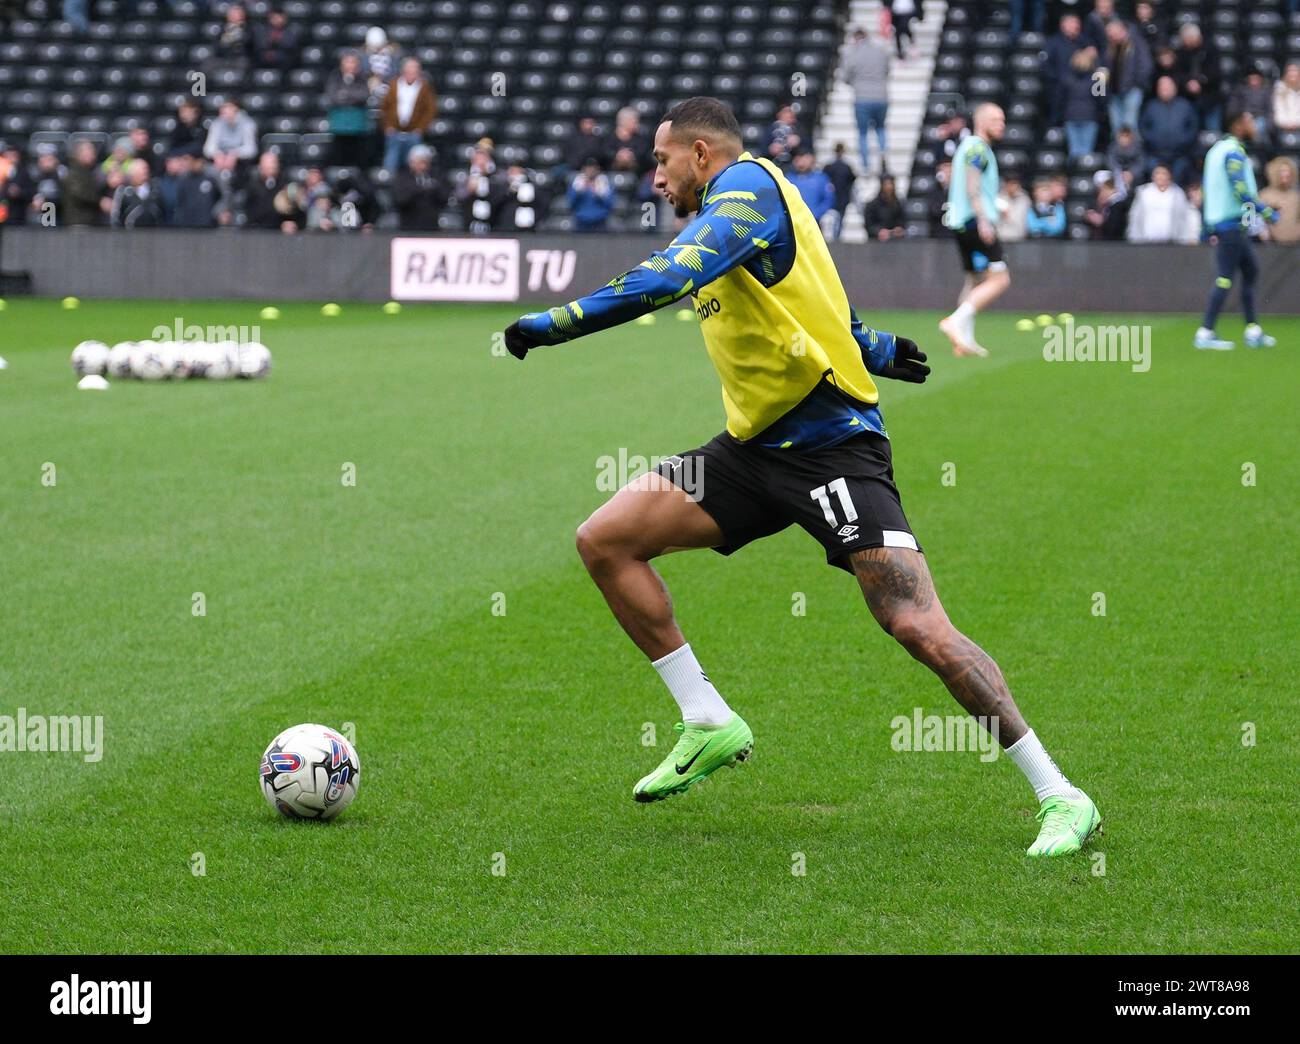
[1,297,1296,954]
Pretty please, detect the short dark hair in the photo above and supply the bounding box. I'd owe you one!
[659,97,742,146]
[1225,107,1252,131]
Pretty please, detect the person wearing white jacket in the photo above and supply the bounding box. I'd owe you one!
[1126,164,1191,243]
[1273,63,1300,134]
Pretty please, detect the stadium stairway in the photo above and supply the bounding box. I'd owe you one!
[816,0,946,243]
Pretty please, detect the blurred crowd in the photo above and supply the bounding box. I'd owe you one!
[1,0,1297,244]
[993,0,1300,243]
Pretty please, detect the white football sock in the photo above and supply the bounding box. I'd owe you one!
[652,643,732,726]
[953,301,977,340]
[1005,729,1082,802]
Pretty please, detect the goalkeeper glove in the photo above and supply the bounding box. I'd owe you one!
[875,335,930,384]
[503,320,546,360]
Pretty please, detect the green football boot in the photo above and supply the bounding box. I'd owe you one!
[633,714,753,803]
[1026,791,1102,857]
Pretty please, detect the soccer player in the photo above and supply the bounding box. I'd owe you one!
[1194,108,1279,351]
[504,98,1099,857]
[938,103,1010,358]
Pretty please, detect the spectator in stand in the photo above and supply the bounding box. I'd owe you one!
[882,0,921,60]
[1045,14,1090,127]
[823,142,856,240]
[101,137,133,182]
[1260,156,1300,244]
[299,169,351,232]
[204,99,258,176]
[1063,47,1103,158]
[1085,170,1131,239]
[380,58,437,174]
[928,160,952,236]
[1179,183,1204,243]
[1174,22,1221,132]
[128,125,161,176]
[1152,42,1177,87]
[158,153,184,220]
[998,175,1030,241]
[393,144,447,230]
[863,174,906,241]
[28,145,63,222]
[304,191,341,232]
[333,169,379,230]
[325,51,373,168]
[458,142,505,234]
[110,159,162,228]
[244,151,299,232]
[1026,178,1067,237]
[1082,0,1114,53]
[1108,124,1145,186]
[167,100,205,159]
[1141,75,1199,184]
[565,116,603,179]
[0,143,32,225]
[364,26,399,100]
[787,149,835,226]
[61,140,105,226]
[841,27,889,174]
[1228,63,1275,153]
[499,164,546,232]
[566,157,615,232]
[1009,0,1045,40]
[1233,62,1276,119]
[161,153,218,227]
[1133,2,1166,52]
[931,109,968,159]
[598,107,652,175]
[299,166,332,211]
[1102,18,1153,140]
[1274,63,1300,135]
[208,2,251,78]
[251,7,300,70]
[1126,163,1191,242]
[765,105,805,168]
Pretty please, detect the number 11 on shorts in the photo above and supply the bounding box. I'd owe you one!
[810,478,858,528]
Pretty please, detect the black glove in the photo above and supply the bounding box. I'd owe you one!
[503,321,545,360]
[877,336,929,384]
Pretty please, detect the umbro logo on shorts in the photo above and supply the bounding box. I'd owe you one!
[838,525,859,540]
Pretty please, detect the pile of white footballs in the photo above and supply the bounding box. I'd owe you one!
[71,339,272,385]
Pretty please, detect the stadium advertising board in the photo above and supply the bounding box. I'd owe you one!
[390,237,520,301]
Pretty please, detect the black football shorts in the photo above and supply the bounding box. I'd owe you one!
[955,218,1007,274]
[654,430,920,573]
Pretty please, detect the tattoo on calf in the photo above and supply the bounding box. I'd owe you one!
[849,547,936,615]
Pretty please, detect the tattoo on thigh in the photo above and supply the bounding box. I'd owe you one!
[849,547,936,614]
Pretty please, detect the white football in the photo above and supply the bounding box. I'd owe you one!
[260,723,361,821]
[182,341,212,378]
[237,341,272,379]
[106,341,136,378]
[71,340,110,376]
[157,340,189,379]
[205,340,239,380]
[132,341,169,380]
